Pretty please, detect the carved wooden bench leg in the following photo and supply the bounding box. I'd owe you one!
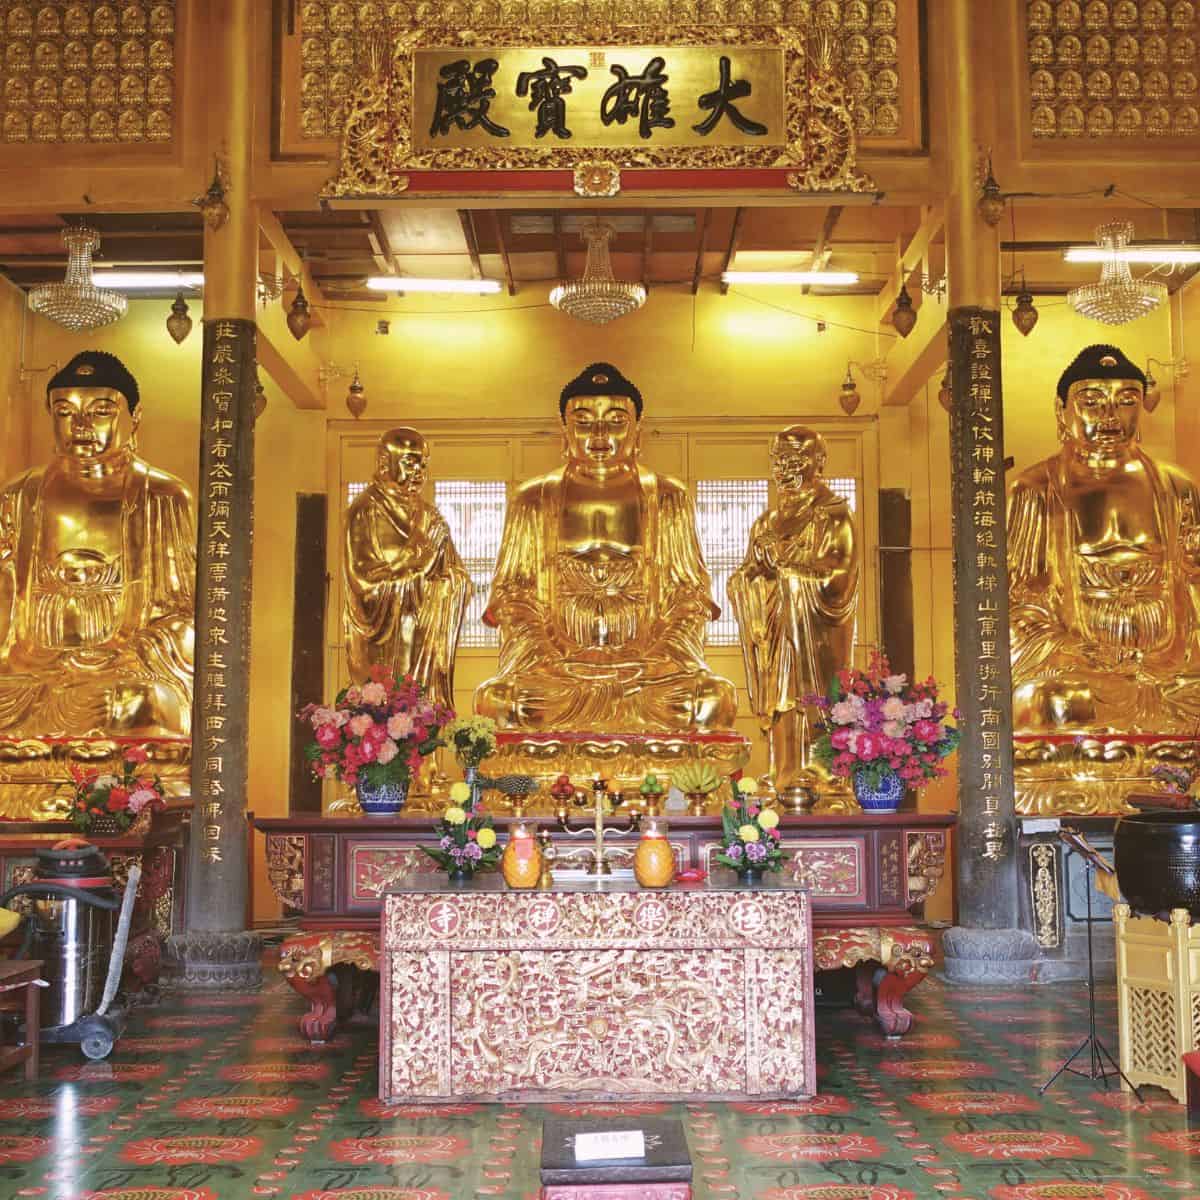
[279,931,380,1044]
[873,928,936,1039]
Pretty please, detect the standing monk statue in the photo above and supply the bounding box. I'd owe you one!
[343,427,472,710]
[728,427,859,803]
[0,351,195,738]
[1009,343,1200,732]
[475,362,737,732]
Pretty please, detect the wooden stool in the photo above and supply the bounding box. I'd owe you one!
[0,960,42,1081]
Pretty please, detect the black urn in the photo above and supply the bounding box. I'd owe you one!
[1113,812,1200,918]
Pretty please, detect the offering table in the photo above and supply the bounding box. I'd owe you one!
[254,809,954,1043]
[379,875,814,1103]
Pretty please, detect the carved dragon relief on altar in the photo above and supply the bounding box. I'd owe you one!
[320,21,878,196]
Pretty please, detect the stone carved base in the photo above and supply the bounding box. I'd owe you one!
[941,927,1040,986]
[165,930,263,990]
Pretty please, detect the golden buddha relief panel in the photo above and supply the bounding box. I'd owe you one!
[0,1,175,144]
[1026,0,1200,136]
[292,0,907,144]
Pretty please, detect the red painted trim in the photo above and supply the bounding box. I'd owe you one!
[495,730,750,746]
[1013,733,1197,745]
[403,167,800,192]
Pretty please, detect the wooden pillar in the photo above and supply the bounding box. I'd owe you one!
[167,0,261,988]
[939,0,1036,981]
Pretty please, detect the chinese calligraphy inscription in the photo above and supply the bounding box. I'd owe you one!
[948,308,1016,883]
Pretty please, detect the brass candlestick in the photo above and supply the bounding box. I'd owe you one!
[556,776,640,876]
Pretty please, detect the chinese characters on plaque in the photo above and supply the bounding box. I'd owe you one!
[193,319,255,870]
[949,311,1015,864]
[415,46,783,152]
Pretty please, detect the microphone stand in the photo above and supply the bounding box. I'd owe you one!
[1040,831,1142,1100]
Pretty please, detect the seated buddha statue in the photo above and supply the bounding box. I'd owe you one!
[1008,343,1200,733]
[475,363,738,733]
[0,351,195,739]
[343,426,472,708]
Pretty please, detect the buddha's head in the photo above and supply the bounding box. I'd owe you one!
[46,351,140,464]
[1056,344,1146,459]
[375,427,429,494]
[771,426,827,492]
[559,362,643,475]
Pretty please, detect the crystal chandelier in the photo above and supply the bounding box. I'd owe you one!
[28,226,128,331]
[1067,222,1167,326]
[550,219,646,325]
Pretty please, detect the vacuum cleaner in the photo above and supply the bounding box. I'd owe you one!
[0,839,141,1059]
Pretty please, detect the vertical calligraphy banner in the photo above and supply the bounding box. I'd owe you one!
[187,317,256,938]
[948,306,1018,929]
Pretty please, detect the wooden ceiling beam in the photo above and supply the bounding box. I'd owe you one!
[875,204,944,324]
[691,207,712,295]
[641,215,654,290]
[365,210,395,276]
[719,207,745,295]
[458,210,484,279]
[494,211,517,296]
[802,204,843,295]
[553,212,567,282]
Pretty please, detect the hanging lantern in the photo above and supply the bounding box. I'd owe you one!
[1143,368,1160,413]
[891,282,916,338]
[838,367,860,415]
[166,292,193,344]
[938,371,953,413]
[194,165,229,232]
[254,373,267,420]
[978,164,1005,227]
[287,285,312,341]
[1012,290,1039,337]
[346,368,367,418]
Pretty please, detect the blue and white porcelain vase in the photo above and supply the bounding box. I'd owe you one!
[853,769,904,814]
[357,776,408,817]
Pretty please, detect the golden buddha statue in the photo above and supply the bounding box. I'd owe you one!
[475,363,738,734]
[1009,343,1200,734]
[728,427,859,803]
[0,351,196,749]
[343,427,472,709]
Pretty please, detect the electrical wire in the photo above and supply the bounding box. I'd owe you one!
[723,286,899,340]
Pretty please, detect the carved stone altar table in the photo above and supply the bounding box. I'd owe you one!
[379,876,815,1104]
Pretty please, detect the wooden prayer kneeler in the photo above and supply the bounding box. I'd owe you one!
[540,1117,693,1200]
[0,960,43,1081]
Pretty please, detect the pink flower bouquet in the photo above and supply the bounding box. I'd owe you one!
[300,666,453,793]
[809,653,959,794]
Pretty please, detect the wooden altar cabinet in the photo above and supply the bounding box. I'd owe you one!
[253,809,955,1043]
[0,807,190,990]
[380,876,815,1103]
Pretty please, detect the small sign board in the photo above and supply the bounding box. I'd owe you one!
[575,1129,646,1162]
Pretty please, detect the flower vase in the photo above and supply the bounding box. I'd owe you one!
[357,777,408,817]
[448,867,474,884]
[464,765,482,809]
[736,865,764,884]
[853,770,904,814]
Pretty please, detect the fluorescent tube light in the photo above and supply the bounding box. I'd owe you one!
[1063,245,1200,265]
[91,271,205,290]
[366,277,502,294]
[721,270,860,286]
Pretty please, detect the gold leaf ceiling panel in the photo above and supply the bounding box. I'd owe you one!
[1025,0,1200,138]
[0,2,176,145]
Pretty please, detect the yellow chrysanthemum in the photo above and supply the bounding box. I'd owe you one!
[758,809,779,830]
[448,781,471,804]
[443,806,467,825]
[738,824,760,843]
[476,827,497,849]
[736,777,758,795]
